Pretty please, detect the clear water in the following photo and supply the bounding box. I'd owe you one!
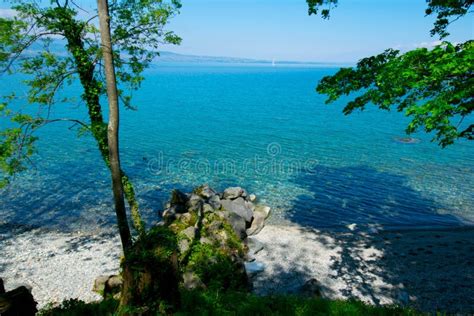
[1,64,473,232]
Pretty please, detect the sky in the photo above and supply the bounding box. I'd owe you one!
[1,0,473,62]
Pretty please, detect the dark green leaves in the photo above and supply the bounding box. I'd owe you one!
[317,41,474,147]
[306,0,338,18]
[426,0,473,39]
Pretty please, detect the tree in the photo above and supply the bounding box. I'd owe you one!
[0,0,182,232]
[307,0,473,147]
[97,0,131,251]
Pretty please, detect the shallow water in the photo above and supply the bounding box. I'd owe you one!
[1,64,473,232]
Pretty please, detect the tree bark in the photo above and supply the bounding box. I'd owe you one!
[97,0,132,251]
[62,9,144,235]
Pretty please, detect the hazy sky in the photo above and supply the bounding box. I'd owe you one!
[167,0,473,62]
[1,0,473,62]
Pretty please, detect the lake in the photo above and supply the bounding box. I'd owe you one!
[1,63,473,232]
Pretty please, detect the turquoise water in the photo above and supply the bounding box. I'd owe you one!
[1,64,473,232]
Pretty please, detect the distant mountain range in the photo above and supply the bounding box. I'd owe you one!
[155,51,346,66]
[28,40,350,66]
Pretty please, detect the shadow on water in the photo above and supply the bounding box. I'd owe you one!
[287,165,466,229]
[276,165,474,313]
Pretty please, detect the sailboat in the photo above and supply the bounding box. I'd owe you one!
[272,58,276,67]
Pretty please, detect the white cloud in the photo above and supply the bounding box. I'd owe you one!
[0,9,17,18]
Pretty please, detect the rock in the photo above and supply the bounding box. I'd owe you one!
[248,194,257,202]
[0,286,37,316]
[179,239,190,253]
[299,278,322,297]
[246,237,264,256]
[187,194,203,211]
[208,194,222,209]
[182,226,197,240]
[92,275,110,294]
[106,275,123,290]
[245,201,256,212]
[180,212,195,226]
[254,205,271,219]
[202,203,214,214]
[227,213,247,240]
[223,187,244,200]
[246,208,267,236]
[200,237,213,245]
[93,275,122,297]
[170,189,188,206]
[221,197,253,224]
[194,184,216,199]
[0,278,5,294]
[244,261,265,275]
[182,272,205,290]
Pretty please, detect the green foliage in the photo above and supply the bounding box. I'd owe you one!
[0,0,181,185]
[186,242,247,292]
[178,290,421,316]
[426,0,473,39]
[38,298,118,316]
[306,0,472,39]
[38,291,421,316]
[0,102,40,187]
[317,41,473,147]
[307,0,473,146]
[306,0,337,18]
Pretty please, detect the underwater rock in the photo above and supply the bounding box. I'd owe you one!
[394,137,421,144]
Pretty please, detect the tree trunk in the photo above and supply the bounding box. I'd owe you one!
[62,12,144,235]
[97,0,132,251]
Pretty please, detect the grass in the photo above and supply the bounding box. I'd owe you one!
[38,290,421,316]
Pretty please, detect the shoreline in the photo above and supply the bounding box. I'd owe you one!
[1,223,474,313]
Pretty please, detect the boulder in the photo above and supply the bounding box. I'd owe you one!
[93,275,110,294]
[246,237,264,256]
[170,189,188,206]
[254,205,271,219]
[202,203,214,214]
[93,275,122,298]
[178,239,190,253]
[182,226,197,240]
[246,208,267,236]
[221,197,253,223]
[187,194,203,211]
[227,212,247,239]
[0,286,37,316]
[208,194,222,209]
[223,187,244,200]
[194,184,216,199]
[182,272,205,290]
[248,194,257,202]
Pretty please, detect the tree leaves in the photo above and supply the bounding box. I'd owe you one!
[317,41,474,147]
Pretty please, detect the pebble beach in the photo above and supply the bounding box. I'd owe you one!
[1,223,473,313]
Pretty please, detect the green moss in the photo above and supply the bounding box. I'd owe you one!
[185,242,247,291]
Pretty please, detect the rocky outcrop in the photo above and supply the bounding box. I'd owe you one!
[162,184,271,240]
[160,185,272,283]
[94,184,271,311]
